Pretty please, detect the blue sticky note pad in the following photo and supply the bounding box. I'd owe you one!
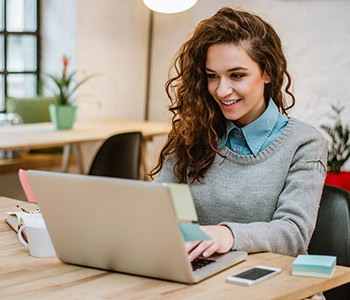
[292,255,336,278]
[179,223,211,242]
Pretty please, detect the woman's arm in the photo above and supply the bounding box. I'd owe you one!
[187,133,328,260]
[220,137,328,256]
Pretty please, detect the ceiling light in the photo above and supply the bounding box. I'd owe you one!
[143,0,198,14]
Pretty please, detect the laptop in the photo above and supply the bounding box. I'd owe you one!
[26,170,247,283]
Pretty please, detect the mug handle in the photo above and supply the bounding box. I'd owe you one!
[18,225,29,248]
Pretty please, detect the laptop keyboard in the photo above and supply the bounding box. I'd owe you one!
[191,258,216,271]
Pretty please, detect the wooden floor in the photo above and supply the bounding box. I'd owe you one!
[0,152,76,174]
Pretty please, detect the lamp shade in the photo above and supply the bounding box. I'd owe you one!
[143,0,198,14]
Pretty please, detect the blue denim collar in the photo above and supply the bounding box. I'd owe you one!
[220,98,279,156]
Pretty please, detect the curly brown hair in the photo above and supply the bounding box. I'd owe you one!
[149,7,295,183]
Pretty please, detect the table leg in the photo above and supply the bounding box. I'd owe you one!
[72,144,85,174]
[61,144,85,174]
[61,144,71,173]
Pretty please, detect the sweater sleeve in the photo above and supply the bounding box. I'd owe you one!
[221,133,328,256]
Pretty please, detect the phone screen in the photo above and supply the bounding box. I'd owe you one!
[232,267,276,280]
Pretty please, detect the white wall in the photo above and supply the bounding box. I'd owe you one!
[75,0,149,121]
[74,0,350,169]
[41,0,77,87]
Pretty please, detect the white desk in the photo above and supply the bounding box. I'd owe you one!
[0,119,171,173]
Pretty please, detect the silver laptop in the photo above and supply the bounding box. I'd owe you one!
[27,170,247,283]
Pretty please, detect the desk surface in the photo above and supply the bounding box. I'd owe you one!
[1,196,349,300]
[0,119,171,150]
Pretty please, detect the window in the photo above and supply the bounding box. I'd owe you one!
[0,0,40,112]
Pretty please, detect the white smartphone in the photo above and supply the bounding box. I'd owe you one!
[226,265,282,286]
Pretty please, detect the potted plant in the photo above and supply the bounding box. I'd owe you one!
[47,56,94,130]
[321,104,350,191]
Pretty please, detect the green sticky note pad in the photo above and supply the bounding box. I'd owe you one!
[292,254,336,278]
[179,223,211,242]
[166,183,198,221]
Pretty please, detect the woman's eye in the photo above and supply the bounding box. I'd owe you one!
[231,73,244,79]
[206,73,218,79]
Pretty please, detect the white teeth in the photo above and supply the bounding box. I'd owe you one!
[221,99,240,105]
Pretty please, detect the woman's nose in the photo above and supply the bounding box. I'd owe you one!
[216,78,233,98]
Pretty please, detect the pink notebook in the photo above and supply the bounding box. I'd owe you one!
[18,169,36,203]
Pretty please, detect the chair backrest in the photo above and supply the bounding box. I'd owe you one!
[88,132,142,180]
[308,184,350,299]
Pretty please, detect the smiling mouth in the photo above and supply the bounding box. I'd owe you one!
[220,99,241,106]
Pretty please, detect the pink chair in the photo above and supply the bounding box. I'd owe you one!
[18,169,36,203]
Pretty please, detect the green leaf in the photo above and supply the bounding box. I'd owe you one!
[321,104,350,171]
[64,74,97,103]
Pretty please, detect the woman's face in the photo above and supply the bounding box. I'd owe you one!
[206,43,270,127]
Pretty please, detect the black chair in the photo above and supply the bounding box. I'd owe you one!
[88,132,142,180]
[308,184,350,300]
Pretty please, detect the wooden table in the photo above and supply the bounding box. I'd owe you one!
[1,197,349,300]
[0,119,171,174]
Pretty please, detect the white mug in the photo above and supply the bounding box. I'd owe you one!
[18,220,56,258]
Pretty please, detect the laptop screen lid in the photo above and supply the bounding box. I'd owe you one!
[27,170,247,283]
[27,170,196,283]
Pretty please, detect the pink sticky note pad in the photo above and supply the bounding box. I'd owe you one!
[18,169,36,203]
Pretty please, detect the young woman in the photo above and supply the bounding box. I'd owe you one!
[151,7,327,262]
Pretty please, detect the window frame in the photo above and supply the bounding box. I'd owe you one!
[0,0,41,112]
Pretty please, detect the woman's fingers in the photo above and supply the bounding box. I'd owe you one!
[185,225,235,262]
[187,240,218,262]
[202,241,220,258]
[185,241,201,253]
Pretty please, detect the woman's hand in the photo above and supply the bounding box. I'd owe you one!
[185,225,234,262]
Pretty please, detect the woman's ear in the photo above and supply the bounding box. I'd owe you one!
[263,72,271,84]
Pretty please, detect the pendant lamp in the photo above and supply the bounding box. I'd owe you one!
[143,0,198,14]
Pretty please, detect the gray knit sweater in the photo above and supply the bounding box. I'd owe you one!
[154,118,328,256]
